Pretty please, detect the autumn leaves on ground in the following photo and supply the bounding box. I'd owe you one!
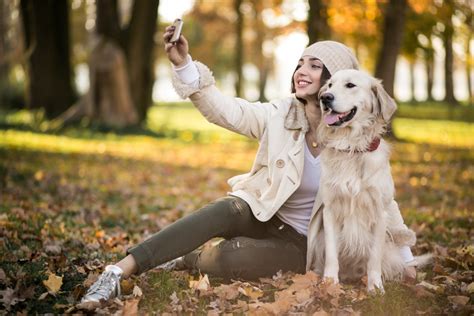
[0,106,473,314]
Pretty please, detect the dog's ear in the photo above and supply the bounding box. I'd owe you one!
[371,79,397,122]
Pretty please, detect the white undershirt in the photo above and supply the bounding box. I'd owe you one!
[277,141,320,236]
[172,59,415,263]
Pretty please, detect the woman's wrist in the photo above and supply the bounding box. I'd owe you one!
[173,55,200,85]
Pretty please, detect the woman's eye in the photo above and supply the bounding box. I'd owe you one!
[346,83,356,88]
[311,64,322,69]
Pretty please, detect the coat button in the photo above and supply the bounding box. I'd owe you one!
[276,159,285,168]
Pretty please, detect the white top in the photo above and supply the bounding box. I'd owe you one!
[172,58,414,263]
[277,141,320,235]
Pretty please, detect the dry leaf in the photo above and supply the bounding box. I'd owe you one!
[0,288,25,310]
[418,281,440,292]
[214,283,240,300]
[43,273,62,294]
[313,310,330,316]
[132,285,143,297]
[412,285,435,298]
[448,296,470,306]
[238,284,264,300]
[189,274,210,292]
[122,298,139,316]
[466,282,474,294]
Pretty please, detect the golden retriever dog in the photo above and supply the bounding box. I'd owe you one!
[314,69,426,293]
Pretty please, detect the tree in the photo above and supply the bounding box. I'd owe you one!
[59,0,160,127]
[439,0,458,105]
[234,0,244,97]
[20,0,75,118]
[307,0,331,43]
[374,0,408,97]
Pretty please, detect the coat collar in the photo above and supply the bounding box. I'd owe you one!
[283,97,309,133]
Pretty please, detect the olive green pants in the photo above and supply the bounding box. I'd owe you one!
[127,196,307,280]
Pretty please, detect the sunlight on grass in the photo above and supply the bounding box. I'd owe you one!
[0,130,255,172]
[393,118,474,148]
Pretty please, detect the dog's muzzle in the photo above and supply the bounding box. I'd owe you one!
[320,92,334,111]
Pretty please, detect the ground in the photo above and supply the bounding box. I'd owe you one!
[0,105,473,314]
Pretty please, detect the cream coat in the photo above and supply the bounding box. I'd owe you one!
[172,61,414,272]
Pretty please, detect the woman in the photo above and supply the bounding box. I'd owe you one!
[80,26,416,304]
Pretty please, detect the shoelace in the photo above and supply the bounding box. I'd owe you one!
[86,271,121,299]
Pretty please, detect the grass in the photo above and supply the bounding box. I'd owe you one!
[0,104,473,314]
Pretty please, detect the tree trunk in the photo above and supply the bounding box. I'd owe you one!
[88,40,137,127]
[125,0,160,121]
[374,0,408,97]
[0,0,9,84]
[20,0,75,118]
[409,59,416,102]
[466,27,472,106]
[252,0,268,102]
[234,0,244,97]
[307,0,331,43]
[443,25,457,105]
[424,47,435,101]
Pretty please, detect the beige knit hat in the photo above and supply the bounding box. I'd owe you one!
[301,41,359,75]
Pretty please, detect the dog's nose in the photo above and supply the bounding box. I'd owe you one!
[320,92,334,110]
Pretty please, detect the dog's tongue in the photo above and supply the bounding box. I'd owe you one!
[324,113,340,125]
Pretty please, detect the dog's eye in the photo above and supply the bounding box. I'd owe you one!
[328,83,332,88]
[346,83,356,88]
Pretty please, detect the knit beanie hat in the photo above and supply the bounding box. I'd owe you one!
[301,41,359,75]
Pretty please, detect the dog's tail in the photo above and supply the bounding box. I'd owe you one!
[408,254,433,267]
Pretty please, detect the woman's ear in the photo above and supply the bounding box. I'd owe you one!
[371,79,397,122]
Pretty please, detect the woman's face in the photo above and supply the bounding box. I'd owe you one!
[293,56,324,103]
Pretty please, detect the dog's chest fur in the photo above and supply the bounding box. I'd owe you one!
[319,146,391,258]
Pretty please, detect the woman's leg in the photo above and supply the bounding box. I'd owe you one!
[127,196,266,275]
[184,236,306,280]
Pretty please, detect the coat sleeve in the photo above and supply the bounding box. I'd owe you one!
[172,61,274,140]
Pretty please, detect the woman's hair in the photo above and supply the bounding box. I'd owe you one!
[291,65,331,104]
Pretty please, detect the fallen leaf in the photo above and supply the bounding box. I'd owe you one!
[448,296,470,306]
[43,273,63,294]
[189,274,210,292]
[466,282,474,294]
[411,285,435,298]
[418,281,440,292]
[122,298,139,316]
[313,310,330,316]
[0,288,25,311]
[132,285,143,297]
[238,283,264,300]
[0,268,7,284]
[214,283,240,300]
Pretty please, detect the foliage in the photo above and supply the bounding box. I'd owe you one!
[0,111,473,313]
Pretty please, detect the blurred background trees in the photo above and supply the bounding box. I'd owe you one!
[0,0,472,128]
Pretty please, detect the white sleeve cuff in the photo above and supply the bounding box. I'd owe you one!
[400,245,415,263]
[173,54,200,87]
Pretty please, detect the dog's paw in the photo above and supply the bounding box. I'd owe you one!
[367,271,384,294]
[323,268,339,284]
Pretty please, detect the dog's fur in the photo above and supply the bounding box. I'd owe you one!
[315,69,423,292]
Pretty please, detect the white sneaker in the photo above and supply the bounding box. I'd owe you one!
[81,270,121,304]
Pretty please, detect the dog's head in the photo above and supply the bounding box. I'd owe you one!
[318,69,397,129]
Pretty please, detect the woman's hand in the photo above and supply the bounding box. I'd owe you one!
[163,26,189,67]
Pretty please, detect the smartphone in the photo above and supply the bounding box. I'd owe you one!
[170,19,183,43]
